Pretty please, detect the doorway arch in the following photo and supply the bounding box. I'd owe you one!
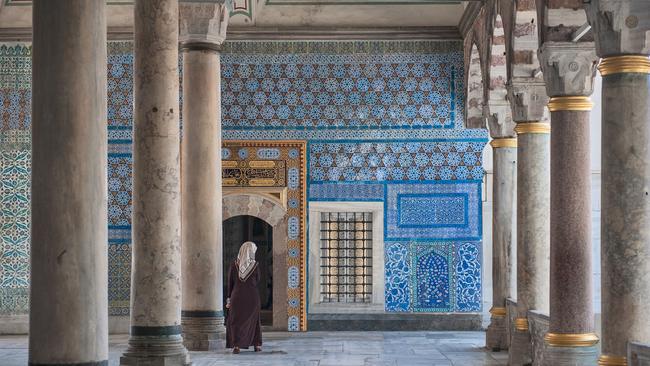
[223,215,273,326]
[223,193,288,330]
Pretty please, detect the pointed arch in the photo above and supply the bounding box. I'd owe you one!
[466,41,485,129]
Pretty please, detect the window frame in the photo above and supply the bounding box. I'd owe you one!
[308,201,385,313]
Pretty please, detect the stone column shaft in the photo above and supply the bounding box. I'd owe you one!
[179,0,229,352]
[585,2,650,365]
[29,1,108,365]
[506,80,551,366]
[181,48,225,350]
[486,137,517,351]
[121,0,189,364]
[548,105,593,334]
[599,57,650,366]
[539,42,599,366]
[509,122,551,366]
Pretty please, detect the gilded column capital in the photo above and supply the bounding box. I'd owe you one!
[507,78,549,123]
[179,0,230,50]
[485,100,516,139]
[538,42,599,97]
[585,0,650,58]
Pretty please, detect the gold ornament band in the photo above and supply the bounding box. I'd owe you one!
[544,332,599,347]
[490,138,517,148]
[548,96,593,112]
[514,318,529,331]
[599,55,650,76]
[598,354,627,366]
[489,307,507,317]
[515,122,551,135]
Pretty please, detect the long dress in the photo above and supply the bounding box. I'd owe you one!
[226,261,263,349]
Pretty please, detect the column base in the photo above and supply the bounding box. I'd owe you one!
[181,315,225,351]
[486,315,508,351]
[544,344,599,366]
[120,335,190,366]
[508,328,533,366]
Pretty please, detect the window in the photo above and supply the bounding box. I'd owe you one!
[319,212,373,303]
[308,202,384,312]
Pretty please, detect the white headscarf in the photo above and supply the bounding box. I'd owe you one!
[237,241,258,281]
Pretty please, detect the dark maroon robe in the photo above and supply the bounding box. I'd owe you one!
[226,261,263,349]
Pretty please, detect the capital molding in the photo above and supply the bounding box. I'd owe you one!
[179,0,229,49]
[538,42,598,97]
[585,0,650,57]
[485,100,516,139]
[507,78,549,123]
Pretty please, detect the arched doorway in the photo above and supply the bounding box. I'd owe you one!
[223,215,273,326]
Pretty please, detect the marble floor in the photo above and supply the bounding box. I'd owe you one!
[0,331,508,366]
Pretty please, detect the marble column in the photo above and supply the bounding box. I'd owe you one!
[538,42,599,366]
[485,102,517,352]
[585,2,650,365]
[506,80,550,366]
[29,1,108,365]
[121,0,190,365]
[179,0,229,351]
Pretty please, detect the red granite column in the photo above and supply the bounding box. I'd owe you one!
[547,97,595,338]
[539,43,599,365]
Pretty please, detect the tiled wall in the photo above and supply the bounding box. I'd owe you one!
[0,40,487,319]
[0,45,31,315]
[218,41,486,314]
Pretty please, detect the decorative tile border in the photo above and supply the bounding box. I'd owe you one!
[309,182,385,201]
[222,140,308,331]
[221,40,461,55]
[385,181,482,241]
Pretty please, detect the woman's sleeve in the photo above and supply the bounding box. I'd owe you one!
[227,263,236,299]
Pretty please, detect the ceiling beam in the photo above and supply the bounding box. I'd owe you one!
[0,25,462,42]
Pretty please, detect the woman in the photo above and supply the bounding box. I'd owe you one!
[226,241,263,354]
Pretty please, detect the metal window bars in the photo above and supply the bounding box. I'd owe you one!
[319,212,373,303]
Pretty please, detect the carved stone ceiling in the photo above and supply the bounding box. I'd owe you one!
[0,0,477,30]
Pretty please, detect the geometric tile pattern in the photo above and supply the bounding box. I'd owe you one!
[384,241,481,313]
[107,43,134,128]
[108,155,132,228]
[385,182,481,241]
[220,41,464,130]
[308,141,485,182]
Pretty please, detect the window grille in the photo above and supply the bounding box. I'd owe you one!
[319,212,373,303]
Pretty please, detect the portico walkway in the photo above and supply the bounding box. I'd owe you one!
[1,331,506,366]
